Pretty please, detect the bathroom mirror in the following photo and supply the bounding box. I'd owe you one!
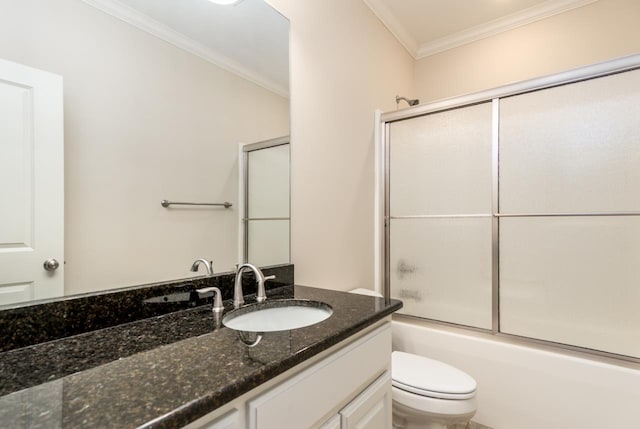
[0,0,289,306]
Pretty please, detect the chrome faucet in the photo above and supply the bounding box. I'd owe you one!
[190,259,213,276]
[233,263,276,308]
[195,287,224,313]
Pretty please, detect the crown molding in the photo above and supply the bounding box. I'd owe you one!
[416,0,599,58]
[362,0,419,57]
[363,0,599,60]
[81,0,289,98]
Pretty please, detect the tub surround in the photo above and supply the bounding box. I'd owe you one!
[0,278,401,428]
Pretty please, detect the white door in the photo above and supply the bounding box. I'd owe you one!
[0,58,64,305]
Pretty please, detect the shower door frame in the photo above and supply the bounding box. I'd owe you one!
[375,53,640,364]
[238,136,291,266]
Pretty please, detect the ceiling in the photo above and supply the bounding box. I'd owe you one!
[363,0,599,59]
[83,0,289,96]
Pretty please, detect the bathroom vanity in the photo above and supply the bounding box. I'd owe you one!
[186,319,392,429]
[0,271,401,429]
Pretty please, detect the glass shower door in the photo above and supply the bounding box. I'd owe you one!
[243,139,290,267]
[498,69,640,358]
[388,103,494,329]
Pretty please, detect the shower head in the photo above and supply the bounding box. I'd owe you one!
[396,95,420,107]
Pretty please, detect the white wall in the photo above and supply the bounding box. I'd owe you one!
[414,0,640,103]
[0,0,289,294]
[266,0,414,290]
[393,320,640,429]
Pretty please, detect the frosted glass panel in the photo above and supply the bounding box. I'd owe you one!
[248,144,289,218]
[500,69,640,213]
[248,220,289,267]
[500,217,640,358]
[390,218,492,329]
[390,103,493,215]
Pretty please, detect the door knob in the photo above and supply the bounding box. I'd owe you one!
[43,259,60,271]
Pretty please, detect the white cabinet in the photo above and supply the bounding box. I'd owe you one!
[319,415,341,429]
[340,372,392,429]
[248,323,391,428]
[317,372,391,429]
[185,321,392,429]
[199,410,240,429]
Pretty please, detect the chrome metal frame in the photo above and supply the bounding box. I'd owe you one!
[495,212,640,217]
[241,217,290,221]
[394,314,640,366]
[390,214,492,219]
[379,53,640,363]
[241,136,291,264]
[242,136,290,153]
[383,121,391,301]
[381,53,640,124]
[491,98,500,334]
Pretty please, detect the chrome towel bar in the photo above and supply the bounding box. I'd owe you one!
[389,212,640,219]
[161,200,232,209]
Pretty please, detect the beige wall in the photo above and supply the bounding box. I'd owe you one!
[266,0,414,290]
[0,0,289,294]
[268,0,640,293]
[414,0,640,103]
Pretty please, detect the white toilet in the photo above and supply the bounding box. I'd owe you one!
[391,351,477,429]
[348,289,478,429]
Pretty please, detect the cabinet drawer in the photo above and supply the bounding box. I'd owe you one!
[248,323,391,429]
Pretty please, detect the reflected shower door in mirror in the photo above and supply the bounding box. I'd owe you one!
[0,0,289,306]
[240,138,291,267]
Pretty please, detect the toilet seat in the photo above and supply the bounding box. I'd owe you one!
[392,351,477,400]
[392,386,477,421]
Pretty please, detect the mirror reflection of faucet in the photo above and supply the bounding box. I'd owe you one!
[190,259,214,276]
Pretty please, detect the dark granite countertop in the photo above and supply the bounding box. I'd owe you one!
[0,285,401,429]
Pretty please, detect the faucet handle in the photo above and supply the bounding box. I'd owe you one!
[196,287,224,313]
[255,274,276,304]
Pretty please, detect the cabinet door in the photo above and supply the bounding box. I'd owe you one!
[318,415,341,429]
[340,372,392,429]
[198,410,239,429]
[248,324,391,429]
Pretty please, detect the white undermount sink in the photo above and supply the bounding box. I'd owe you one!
[222,299,333,332]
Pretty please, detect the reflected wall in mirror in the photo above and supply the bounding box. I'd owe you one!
[0,0,290,306]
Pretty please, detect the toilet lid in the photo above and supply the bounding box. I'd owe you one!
[392,351,477,400]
